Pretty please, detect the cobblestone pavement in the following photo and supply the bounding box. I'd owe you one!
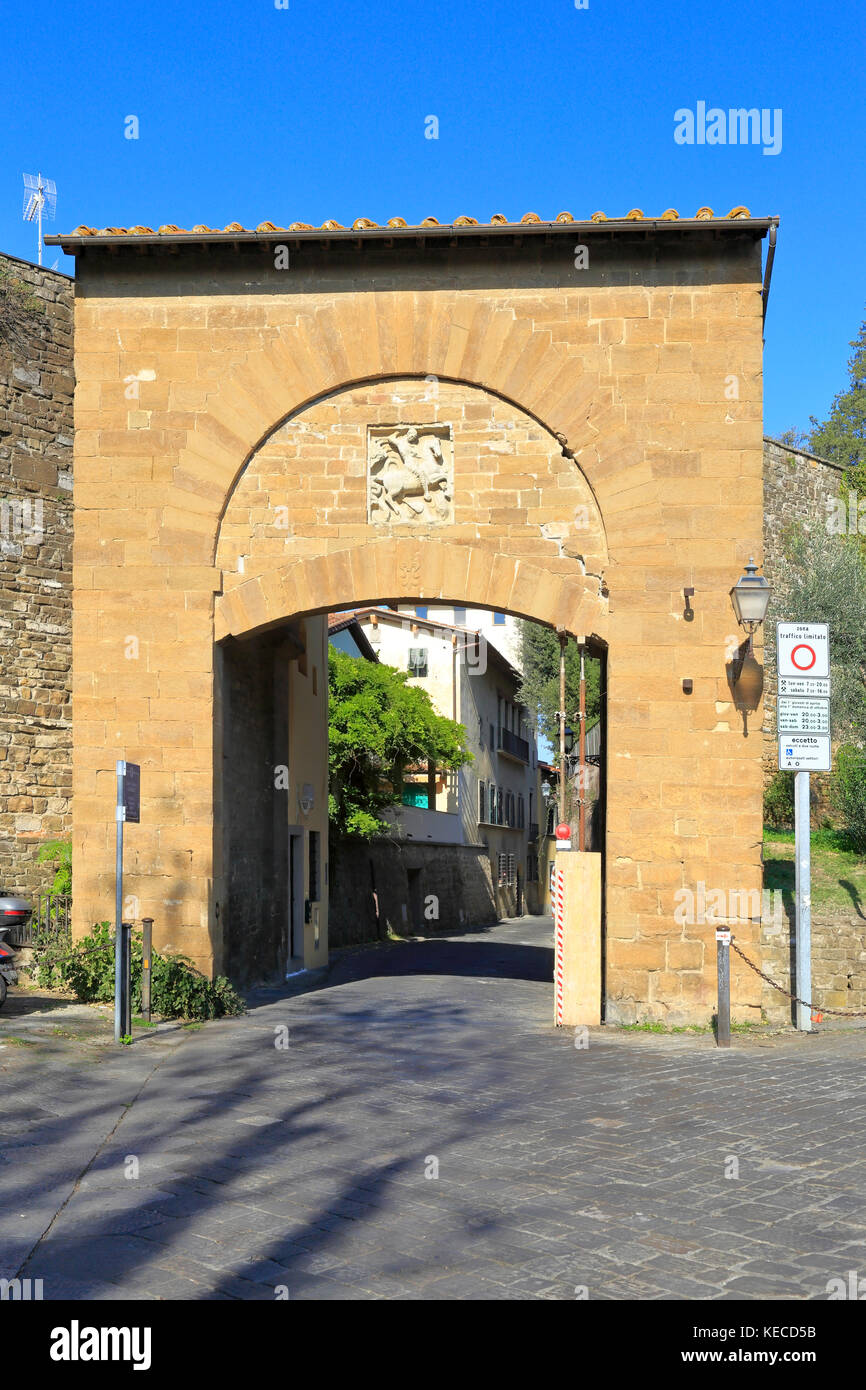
[3,916,866,1301]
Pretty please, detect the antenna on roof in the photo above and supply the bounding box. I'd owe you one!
[22,172,57,266]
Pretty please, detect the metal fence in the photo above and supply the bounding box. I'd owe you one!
[10,893,71,947]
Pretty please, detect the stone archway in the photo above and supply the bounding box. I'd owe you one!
[67,224,768,1023]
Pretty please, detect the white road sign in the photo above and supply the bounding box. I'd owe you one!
[776,622,829,680]
[777,697,830,734]
[778,734,831,772]
[778,676,831,698]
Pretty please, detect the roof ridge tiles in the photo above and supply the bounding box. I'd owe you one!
[66,206,756,239]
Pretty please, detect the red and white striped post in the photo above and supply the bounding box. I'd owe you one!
[554,864,565,1026]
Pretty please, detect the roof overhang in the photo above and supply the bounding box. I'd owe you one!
[46,215,777,257]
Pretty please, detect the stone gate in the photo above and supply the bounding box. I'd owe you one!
[51,206,774,1023]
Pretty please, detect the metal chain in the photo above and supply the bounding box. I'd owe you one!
[729,939,866,1018]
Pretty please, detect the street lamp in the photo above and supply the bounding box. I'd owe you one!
[563,724,575,755]
[730,558,772,649]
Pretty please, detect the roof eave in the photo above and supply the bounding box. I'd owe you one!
[46,216,777,255]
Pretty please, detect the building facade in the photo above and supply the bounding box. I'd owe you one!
[354,606,543,914]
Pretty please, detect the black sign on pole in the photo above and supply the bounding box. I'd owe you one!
[123,762,141,823]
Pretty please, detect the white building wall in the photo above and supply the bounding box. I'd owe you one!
[358,608,543,911]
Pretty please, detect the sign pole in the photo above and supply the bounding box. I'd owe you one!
[113,758,140,1043]
[794,769,812,1032]
[114,759,125,1043]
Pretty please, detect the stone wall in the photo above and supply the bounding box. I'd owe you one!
[329,837,496,948]
[0,252,74,898]
[761,908,866,1025]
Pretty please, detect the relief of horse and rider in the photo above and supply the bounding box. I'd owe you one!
[368,426,453,523]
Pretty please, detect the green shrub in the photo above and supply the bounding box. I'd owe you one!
[832,745,866,852]
[764,771,795,829]
[33,922,244,1021]
[36,838,72,894]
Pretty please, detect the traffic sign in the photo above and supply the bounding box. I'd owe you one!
[777,697,830,735]
[776,622,829,680]
[122,762,140,823]
[555,822,572,851]
[778,676,830,698]
[778,734,831,772]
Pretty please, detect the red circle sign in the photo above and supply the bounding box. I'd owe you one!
[791,643,817,671]
[555,823,571,840]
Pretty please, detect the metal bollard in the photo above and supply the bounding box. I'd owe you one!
[141,917,153,1022]
[716,928,731,1048]
[121,921,133,1039]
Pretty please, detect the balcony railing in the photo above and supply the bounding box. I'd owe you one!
[498,726,530,762]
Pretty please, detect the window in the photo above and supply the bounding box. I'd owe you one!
[308,831,321,902]
[415,606,428,619]
[407,647,428,677]
[493,612,505,625]
[497,786,504,825]
[498,853,508,886]
[526,850,538,883]
[453,605,467,626]
[490,722,495,749]
[478,781,486,824]
[518,795,525,829]
[402,784,430,808]
[507,853,516,887]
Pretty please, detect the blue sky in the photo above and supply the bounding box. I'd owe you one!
[1,0,863,436]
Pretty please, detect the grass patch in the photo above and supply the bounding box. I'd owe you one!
[620,1019,761,1035]
[764,827,866,915]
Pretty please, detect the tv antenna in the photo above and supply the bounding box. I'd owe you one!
[22,172,57,266]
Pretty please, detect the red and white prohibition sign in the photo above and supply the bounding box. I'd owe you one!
[776,622,830,681]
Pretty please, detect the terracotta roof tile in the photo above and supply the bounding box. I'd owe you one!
[67,206,755,239]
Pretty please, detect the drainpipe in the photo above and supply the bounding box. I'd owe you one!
[761,221,778,331]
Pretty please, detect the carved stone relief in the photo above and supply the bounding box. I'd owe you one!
[367,425,453,524]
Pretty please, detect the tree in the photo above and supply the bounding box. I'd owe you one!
[807,312,866,485]
[328,647,472,838]
[773,523,866,742]
[771,427,811,451]
[517,622,601,749]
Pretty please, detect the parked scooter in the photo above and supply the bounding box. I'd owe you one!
[0,927,16,1008]
[0,897,32,1009]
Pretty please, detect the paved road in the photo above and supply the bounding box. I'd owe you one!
[3,916,866,1300]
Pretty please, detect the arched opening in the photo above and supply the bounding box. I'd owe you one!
[213,580,607,1010]
[209,376,610,1010]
